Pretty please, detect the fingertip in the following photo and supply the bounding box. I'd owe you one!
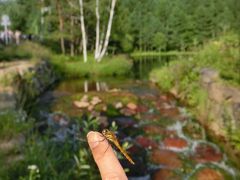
[86,131,127,180]
[87,131,102,149]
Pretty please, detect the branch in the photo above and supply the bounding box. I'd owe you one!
[67,0,79,11]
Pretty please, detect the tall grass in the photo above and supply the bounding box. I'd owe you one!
[0,41,51,62]
[51,54,132,78]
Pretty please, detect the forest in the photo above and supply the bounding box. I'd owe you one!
[0,0,239,54]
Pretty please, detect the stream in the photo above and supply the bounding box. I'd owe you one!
[33,56,239,180]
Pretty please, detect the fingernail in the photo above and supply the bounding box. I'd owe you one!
[87,131,100,149]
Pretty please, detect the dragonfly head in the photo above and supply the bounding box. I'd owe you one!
[102,129,115,141]
[102,129,110,136]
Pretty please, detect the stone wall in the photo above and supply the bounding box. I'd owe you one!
[14,61,58,112]
[199,68,240,137]
[0,61,36,110]
[0,60,57,112]
[198,68,240,167]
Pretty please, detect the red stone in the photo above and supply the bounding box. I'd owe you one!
[153,169,180,180]
[193,144,223,163]
[163,137,188,149]
[137,105,148,113]
[151,149,182,169]
[135,136,158,149]
[143,125,165,135]
[159,107,180,119]
[141,114,159,121]
[195,168,224,180]
[120,108,136,116]
[127,102,138,111]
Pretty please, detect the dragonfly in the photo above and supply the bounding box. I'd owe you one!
[102,129,135,165]
[77,129,135,165]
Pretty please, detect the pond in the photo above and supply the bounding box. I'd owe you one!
[33,56,239,180]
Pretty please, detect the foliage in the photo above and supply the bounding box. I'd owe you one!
[131,51,196,58]
[0,111,31,139]
[0,41,51,62]
[0,115,101,179]
[1,0,238,54]
[150,33,239,109]
[51,54,132,78]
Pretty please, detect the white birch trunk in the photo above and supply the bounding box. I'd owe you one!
[94,0,100,59]
[79,0,88,63]
[96,0,117,62]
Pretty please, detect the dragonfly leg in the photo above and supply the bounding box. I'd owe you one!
[103,141,110,154]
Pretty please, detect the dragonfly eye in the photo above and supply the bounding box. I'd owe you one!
[102,129,108,135]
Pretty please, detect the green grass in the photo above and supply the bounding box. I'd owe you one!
[0,114,101,180]
[150,32,240,93]
[0,111,32,139]
[51,54,132,78]
[131,51,196,58]
[0,41,51,62]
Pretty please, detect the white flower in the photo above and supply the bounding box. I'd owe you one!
[28,165,38,171]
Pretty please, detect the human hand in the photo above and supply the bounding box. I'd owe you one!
[87,131,128,180]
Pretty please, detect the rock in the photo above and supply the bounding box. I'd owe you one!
[73,101,90,109]
[115,102,123,109]
[52,113,69,126]
[6,155,24,165]
[200,68,219,84]
[143,125,165,135]
[90,96,102,106]
[136,136,158,149]
[120,108,136,116]
[127,102,137,111]
[153,169,180,180]
[88,105,94,111]
[193,143,222,163]
[0,134,25,153]
[159,107,180,119]
[163,137,188,149]
[102,105,107,111]
[80,95,88,102]
[137,105,148,113]
[151,149,182,169]
[195,168,224,180]
[142,114,159,121]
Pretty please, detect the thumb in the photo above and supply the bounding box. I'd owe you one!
[87,131,128,180]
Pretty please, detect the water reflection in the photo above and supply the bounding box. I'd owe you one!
[132,55,175,80]
[83,80,109,93]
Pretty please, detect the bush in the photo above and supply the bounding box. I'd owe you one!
[149,32,239,111]
[51,54,132,78]
[0,41,51,62]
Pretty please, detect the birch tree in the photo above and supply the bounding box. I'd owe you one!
[95,0,117,62]
[56,0,66,54]
[78,0,88,62]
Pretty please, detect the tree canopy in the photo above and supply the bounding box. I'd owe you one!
[0,0,238,54]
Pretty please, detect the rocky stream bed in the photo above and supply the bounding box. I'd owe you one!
[34,79,239,180]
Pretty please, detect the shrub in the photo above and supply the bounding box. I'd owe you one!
[51,54,132,78]
[0,41,51,62]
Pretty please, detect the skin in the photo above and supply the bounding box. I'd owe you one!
[87,131,128,180]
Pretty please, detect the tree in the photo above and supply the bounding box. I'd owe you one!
[78,0,87,62]
[95,0,117,62]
